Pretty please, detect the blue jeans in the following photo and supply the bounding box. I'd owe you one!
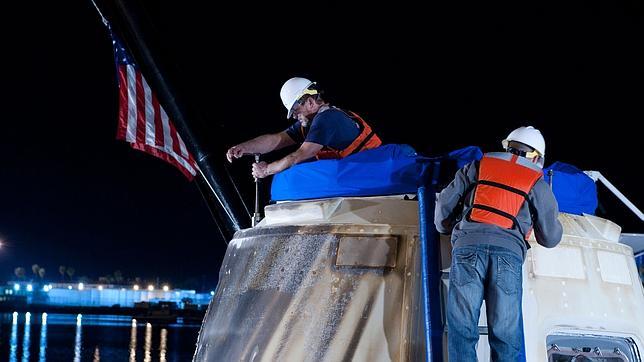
[447,244,526,362]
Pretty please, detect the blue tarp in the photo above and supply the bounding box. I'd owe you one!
[271,145,598,216]
[543,161,598,215]
[271,144,427,201]
[447,146,483,168]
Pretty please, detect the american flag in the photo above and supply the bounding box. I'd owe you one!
[111,34,199,180]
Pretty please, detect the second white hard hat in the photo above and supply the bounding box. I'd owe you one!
[280,77,316,119]
[502,126,546,156]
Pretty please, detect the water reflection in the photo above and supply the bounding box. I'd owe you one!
[3,313,198,361]
[10,312,18,362]
[73,314,82,362]
[21,312,32,362]
[22,312,31,362]
[39,313,48,362]
[160,328,168,362]
[144,322,152,362]
[129,318,137,362]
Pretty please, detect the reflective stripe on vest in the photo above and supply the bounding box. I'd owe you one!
[469,152,543,230]
[300,109,382,160]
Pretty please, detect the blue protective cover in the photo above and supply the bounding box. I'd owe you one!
[271,144,426,201]
[271,145,598,215]
[447,146,483,168]
[543,161,597,215]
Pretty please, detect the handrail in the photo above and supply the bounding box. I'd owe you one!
[584,171,644,221]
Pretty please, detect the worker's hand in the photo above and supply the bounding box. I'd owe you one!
[252,161,270,179]
[226,145,246,163]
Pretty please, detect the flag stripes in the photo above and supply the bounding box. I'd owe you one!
[115,61,198,180]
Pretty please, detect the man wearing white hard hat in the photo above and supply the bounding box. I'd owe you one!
[225,77,382,179]
[435,126,562,361]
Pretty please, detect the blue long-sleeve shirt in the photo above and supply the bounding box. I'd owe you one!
[434,157,563,260]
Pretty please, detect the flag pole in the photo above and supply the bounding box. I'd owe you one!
[95,0,251,240]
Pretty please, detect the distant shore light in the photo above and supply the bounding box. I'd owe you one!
[27,284,33,292]
[98,285,103,291]
[68,285,73,290]
[133,285,140,290]
[147,285,154,291]
[13,284,20,291]
[163,285,169,292]
[78,283,84,290]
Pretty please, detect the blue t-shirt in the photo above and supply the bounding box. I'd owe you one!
[285,107,360,150]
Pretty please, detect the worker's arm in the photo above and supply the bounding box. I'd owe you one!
[434,162,475,234]
[252,141,323,178]
[529,180,563,248]
[226,131,295,162]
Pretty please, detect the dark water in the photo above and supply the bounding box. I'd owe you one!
[0,312,200,361]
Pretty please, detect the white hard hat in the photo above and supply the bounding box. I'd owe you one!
[280,77,316,119]
[502,126,546,156]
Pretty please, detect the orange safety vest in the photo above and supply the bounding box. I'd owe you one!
[300,109,382,160]
[468,153,542,235]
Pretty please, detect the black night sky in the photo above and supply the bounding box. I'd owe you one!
[1,1,642,290]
